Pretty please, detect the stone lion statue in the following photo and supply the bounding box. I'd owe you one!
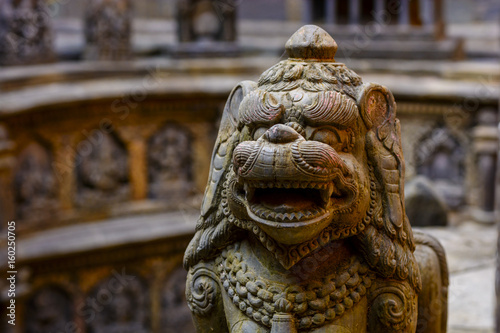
[184,25,448,333]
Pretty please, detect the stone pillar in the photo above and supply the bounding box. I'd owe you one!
[0,0,55,66]
[349,0,361,25]
[325,0,336,24]
[84,0,132,61]
[472,108,498,223]
[117,125,157,201]
[302,0,312,23]
[421,0,435,26]
[285,0,303,21]
[374,0,385,16]
[52,135,77,211]
[496,104,500,332]
[398,0,410,26]
[434,0,445,40]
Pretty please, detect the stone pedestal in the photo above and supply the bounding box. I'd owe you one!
[0,0,55,66]
[471,108,498,223]
[84,0,132,61]
[174,0,239,57]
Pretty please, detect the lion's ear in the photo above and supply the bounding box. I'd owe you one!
[358,83,396,131]
[200,80,257,217]
[355,82,421,292]
[185,81,256,269]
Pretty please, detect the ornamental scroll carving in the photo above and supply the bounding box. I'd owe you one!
[184,25,448,333]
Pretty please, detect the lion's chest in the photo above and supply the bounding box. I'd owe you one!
[216,241,371,332]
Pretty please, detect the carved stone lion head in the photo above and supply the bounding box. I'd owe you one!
[185,25,420,293]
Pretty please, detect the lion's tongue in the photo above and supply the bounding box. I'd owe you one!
[251,188,320,213]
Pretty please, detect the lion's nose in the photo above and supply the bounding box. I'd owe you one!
[264,124,299,144]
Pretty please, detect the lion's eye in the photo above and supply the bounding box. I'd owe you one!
[253,127,268,140]
[311,128,341,148]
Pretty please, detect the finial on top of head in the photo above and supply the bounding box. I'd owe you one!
[285,25,337,62]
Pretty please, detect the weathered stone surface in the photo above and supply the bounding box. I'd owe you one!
[25,286,73,333]
[405,176,449,227]
[0,0,55,66]
[175,0,239,57]
[184,25,448,332]
[84,0,132,60]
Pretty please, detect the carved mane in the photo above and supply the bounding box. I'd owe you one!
[184,66,421,294]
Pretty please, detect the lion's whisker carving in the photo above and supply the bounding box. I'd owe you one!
[185,25,448,333]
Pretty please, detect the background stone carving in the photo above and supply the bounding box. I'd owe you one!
[85,0,132,60]
[0,0,54,65]
[14,141,58,222]
[148,125,193,200]
[25,286,73,333]
[87,274,149,333]
[177,0,236,43]
[75,132,130,207]
[415,127,467,209]
[161,267,195,332]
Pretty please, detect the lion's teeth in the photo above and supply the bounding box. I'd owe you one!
[245,184,255,201]
[320,183,334,203]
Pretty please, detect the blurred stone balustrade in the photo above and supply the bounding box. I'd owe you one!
[0,1,497,331]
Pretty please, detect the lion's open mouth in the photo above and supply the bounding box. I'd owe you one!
[237,179,354,223]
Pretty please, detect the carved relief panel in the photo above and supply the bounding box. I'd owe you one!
[85,0,132,60]
[415,127,467,209]
[25,286,73,333]
[148,125,193,200]
[0,0,54,65]
[177,0,237,43]
[87,274,149,333]
[75,132,130,207]
[14,141,58,222]
[161,267,196,332]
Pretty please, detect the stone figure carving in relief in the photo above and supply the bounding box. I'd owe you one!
[85,0,132,60]
[149,125,193,199]
[14,142,57,221]
[75,133,129,207]
[25,286,73,333]
[0,0,54,65]
[162,268,196,333]
[416,127,466,209]
[184,25,448,333]
[177,0,237,43]
[88,275,149,333]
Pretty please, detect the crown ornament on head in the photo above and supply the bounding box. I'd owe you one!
[285,25,338,61]
[258,26,360,97]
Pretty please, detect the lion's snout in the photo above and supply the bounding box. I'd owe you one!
[233,124,350,182]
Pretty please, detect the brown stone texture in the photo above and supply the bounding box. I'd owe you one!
[184,25,449,332]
